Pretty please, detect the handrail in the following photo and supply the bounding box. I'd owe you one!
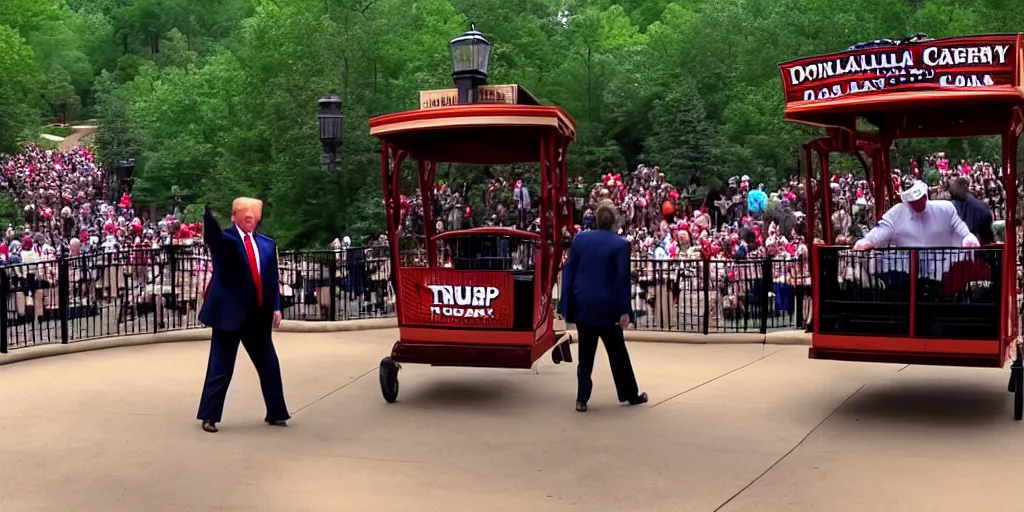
[430,227,541,241]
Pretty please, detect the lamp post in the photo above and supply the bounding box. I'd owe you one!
[450,24,491,104]
[171,185,182,217]
[113,158,135,202]
[318,94,343,170]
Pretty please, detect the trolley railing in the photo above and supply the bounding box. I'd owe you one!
[0,245,812,353]
[814,246,1003,340]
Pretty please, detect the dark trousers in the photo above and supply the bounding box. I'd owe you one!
[197,311,289,423]
[576,324,639,404]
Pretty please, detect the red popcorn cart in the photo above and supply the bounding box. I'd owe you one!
[369,85,577,403]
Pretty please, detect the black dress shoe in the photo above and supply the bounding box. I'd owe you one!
[266,420,288,427]
[201,421,218,433]
[627,392,649,406]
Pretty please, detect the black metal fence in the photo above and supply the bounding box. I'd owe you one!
[0,245,809,353]
[608,257,810,334]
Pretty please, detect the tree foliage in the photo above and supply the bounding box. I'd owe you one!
[1,0,1023,246]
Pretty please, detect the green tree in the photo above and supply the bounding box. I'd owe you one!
[0,25,43,153]
[642,83,722,188]
[43,65,81,120]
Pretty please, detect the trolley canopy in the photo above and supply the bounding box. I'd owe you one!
[779,34,1024,135]
[369,104,577,165]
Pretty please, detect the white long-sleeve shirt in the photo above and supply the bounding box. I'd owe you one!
[861,200,974,248]
[859,200,979,279]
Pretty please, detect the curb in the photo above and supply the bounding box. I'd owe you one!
[0,317,807,367]
[0,318,398,366]
[554,319,810,346]
[621,330,810,345]
[276,317,397,332]
[0,329,212,366]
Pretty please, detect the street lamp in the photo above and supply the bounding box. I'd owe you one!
[318,94,343,169]
[171,185,182,217]
[112,158,135,202]
[450,23,491,104]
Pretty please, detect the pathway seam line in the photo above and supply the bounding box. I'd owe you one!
[648,345,786,409]
[711,383,868,512]
[291,367,376,415]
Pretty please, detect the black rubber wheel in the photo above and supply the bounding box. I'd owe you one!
[1010,370,1017,393]
[1014,366,1023,421]
[379,357,399,403]
[552,346,562,364]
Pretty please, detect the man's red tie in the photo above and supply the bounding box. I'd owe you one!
[244,233,262,307]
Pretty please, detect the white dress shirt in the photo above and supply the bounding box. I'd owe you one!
[236,225,261,275]
[861,200,975,248]
[859,200,979,279]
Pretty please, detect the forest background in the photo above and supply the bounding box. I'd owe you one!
[1,0,1023,247]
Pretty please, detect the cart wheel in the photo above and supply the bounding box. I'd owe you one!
[379,357,400,403]
[552,346,562,364]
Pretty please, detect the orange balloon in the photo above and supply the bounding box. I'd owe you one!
[661,200,676,218]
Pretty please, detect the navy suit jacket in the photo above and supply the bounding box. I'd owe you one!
[952,194,995,245]
[198,209,281,332]
[559,229,631,327]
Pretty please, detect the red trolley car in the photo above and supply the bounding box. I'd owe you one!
[780,34,1024,418]
[368,93,576,403]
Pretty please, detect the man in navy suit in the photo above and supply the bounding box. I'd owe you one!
[197,197,289,433]
[949,176,995,245]
[560,200,647,412]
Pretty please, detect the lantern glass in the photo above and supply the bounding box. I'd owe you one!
[317,95,343,146]
[319,116,341,145]
[450,26,490,76]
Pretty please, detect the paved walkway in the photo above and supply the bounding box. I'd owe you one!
[59,125,99,150]
[0,330,1019,511]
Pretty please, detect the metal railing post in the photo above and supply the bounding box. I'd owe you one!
[796,257,805,330]
[760,257,771,335]
[328,253,338,321]
[58,255,70,344]
[0,269,8,353]
[702,259,711,335]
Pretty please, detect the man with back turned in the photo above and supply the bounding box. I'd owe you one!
[197,197,289,433]
[560,200,647,413]
[949,176,995,246]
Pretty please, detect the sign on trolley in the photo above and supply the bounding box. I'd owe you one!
[398,268,515,328]
[779,34,1021,103]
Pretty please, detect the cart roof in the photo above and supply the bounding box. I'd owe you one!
[779,34,1024,135]
[369,104,576,165]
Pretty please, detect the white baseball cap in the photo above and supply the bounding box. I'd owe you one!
[900,180,928,202]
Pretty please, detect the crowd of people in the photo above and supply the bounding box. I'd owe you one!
[375,153,1015,328]
[0,143,204,265]
[384,152,1016,266]
[0,138,1011,333]
[0,144,213,333]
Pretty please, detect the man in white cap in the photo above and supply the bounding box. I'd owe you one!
[854,178,979,250]
[853,178,980,290]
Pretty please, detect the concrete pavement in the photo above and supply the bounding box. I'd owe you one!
[0,329,1017,511]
